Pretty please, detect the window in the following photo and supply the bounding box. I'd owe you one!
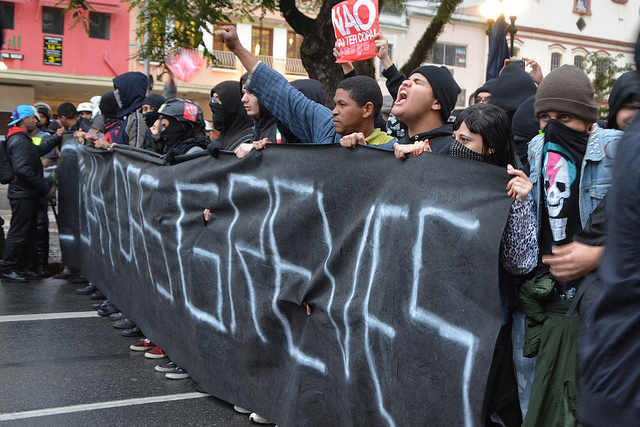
[287,31,303,59]
[551,53,562,71]
[574,0,591,15]
[89,12,110,40]
[42,7,65,35]
[574,55,584,69]
[0,2,14,30]
[251,26,273,57]
[213,23,233,52]
[456,89,466,108]
[429,43,466,68]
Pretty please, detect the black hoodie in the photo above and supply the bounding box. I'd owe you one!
[606,71,640,129]
[212,81,253,150]
[489,64,537,121]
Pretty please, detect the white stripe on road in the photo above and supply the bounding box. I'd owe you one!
[0,392,210,421]
[0,311,99,323]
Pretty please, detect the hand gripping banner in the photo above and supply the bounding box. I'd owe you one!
[62,142,513,426]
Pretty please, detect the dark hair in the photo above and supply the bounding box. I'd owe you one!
[57,102,78,119]
[453,103,515,168]
[336,76,383,117]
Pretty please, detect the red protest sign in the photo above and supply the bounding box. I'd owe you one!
[165,49,205,82]
[332,0,379,63]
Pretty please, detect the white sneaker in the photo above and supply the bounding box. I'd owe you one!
[249,412,273,424]
[234,405,252,414]
[165,367,190,380]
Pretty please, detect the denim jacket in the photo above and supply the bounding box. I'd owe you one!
[528,123,622,229]
[245,62,396,150]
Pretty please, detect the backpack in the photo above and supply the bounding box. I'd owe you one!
[0,138,14,184]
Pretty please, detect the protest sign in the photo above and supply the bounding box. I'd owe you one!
[332,0,379,63]
[165,49,205,82]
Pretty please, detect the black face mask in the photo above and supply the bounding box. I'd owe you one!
[209,101,224,134]
[449,138,485,162]
[143,111,160,129]
[542,119,589,150]
[159,121,188,148]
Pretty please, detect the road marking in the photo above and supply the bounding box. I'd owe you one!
[0,311,99,323]
[0,392,210,421]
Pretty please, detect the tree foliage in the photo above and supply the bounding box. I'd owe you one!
[59,0,459,106]
[583,52,634,120]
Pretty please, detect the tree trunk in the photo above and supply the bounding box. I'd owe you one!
[280,0,360,107]
[399,0,463,75]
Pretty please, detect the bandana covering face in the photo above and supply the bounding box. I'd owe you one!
[449,138,486,162]
[209,101,224,133]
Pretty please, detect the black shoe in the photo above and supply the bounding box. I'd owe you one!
[98,302,119,317]
[71,277,89,285]
[114,318,136,329]
[1,272,28,283]
[90,291,107,300]
[93,300,110,310]
[20,270,42,280]
[34,268,51,278]
[110,312,125,321]
[122,327,143,337]
[75,284,97,295]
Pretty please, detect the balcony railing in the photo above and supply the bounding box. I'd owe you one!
[286,58,307,75]
[257,55,274,68]
[211,50,236,69]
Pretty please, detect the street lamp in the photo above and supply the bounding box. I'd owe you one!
[481,0,523,57]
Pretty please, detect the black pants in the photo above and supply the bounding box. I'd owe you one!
[3,198,38,274]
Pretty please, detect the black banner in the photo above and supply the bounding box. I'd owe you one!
[64,142,513,426]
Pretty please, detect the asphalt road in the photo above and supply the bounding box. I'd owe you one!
[0,185,258,426]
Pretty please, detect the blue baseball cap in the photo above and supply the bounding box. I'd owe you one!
[8,105,40,126]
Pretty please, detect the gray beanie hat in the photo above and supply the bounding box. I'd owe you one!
[534,65,597,123]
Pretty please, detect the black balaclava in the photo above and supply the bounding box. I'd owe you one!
[159,116,194,149]
[144,111,160,129]
[210,81,253,150]
[449,138,485,162]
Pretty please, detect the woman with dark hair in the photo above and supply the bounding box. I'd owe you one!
[450,103,517,168]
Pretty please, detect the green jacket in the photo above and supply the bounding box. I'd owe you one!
[520,275,581,427]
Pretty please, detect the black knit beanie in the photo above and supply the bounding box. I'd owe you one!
[142,94,166,111]
[534,65,597,123]
[473,79,496,99]
[411,65,461,122]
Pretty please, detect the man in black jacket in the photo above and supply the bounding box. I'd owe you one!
[2,105,60,282]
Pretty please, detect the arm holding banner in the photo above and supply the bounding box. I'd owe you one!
[501,166,538,275]
[219,26,337,145]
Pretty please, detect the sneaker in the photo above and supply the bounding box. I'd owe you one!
[234,405,252,414]
[155,361,178,373]
[75,284,97,295]
[165,367,190,380]
[109,312,125,321]
[249,413,274,424]
[130,338,155,351]
[144,346,167,359]
[114,318,136,329]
